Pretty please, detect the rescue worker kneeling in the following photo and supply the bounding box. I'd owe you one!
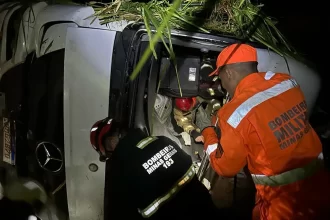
[90,119,219,219]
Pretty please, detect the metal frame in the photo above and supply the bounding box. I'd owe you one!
[33,4,109,58]
[64,27,116,220]
[0,2,47,78]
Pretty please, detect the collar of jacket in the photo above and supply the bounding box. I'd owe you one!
[233,72,264,98]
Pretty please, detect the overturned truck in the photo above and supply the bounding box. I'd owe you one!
[0,1,321,219]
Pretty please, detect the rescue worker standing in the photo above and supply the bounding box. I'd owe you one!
[200,43,330,219]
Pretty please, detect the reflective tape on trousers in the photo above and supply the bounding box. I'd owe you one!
[252,153,323,186]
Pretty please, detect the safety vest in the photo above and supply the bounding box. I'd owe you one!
[138,165,196,218]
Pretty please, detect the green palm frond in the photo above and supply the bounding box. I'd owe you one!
[88,0,297,86]
[130,0,183,98]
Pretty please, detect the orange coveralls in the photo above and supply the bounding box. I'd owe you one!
[202,71,330,219]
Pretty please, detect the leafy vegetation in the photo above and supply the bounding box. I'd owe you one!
[88,0,296,83]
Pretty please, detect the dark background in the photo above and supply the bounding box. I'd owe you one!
[262,0,327,112]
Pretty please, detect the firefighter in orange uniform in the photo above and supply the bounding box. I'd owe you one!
[200,43,330,219]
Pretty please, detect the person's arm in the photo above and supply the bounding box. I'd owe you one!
[201,126,219,154]
[202,119,247,177]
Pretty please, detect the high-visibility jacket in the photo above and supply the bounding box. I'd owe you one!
[202,71,330,219]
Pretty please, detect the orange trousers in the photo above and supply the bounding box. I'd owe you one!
[252,170,330,220]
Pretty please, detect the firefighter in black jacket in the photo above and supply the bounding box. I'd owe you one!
[90,117,220,219]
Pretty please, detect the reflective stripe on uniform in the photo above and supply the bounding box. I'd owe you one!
[214,117,219,126]
[227,78,298,128]
[206,144,217,156]
[252,153,324,186]
[264,71,275,80]
[136,137,158,149]
[139,165,195,218]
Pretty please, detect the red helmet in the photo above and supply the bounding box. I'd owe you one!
[175,97,197,111]
[90,117,113,161]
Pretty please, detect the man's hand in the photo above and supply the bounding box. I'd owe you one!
[195,135,204,143]
[191,130,204,143]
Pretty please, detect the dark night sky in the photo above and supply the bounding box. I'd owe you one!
[263,1,325,63]
[262,1,328,111]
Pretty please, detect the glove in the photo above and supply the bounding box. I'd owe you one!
[195,105,212,132]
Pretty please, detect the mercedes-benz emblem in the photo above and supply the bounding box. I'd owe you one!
[35,141,63,173]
